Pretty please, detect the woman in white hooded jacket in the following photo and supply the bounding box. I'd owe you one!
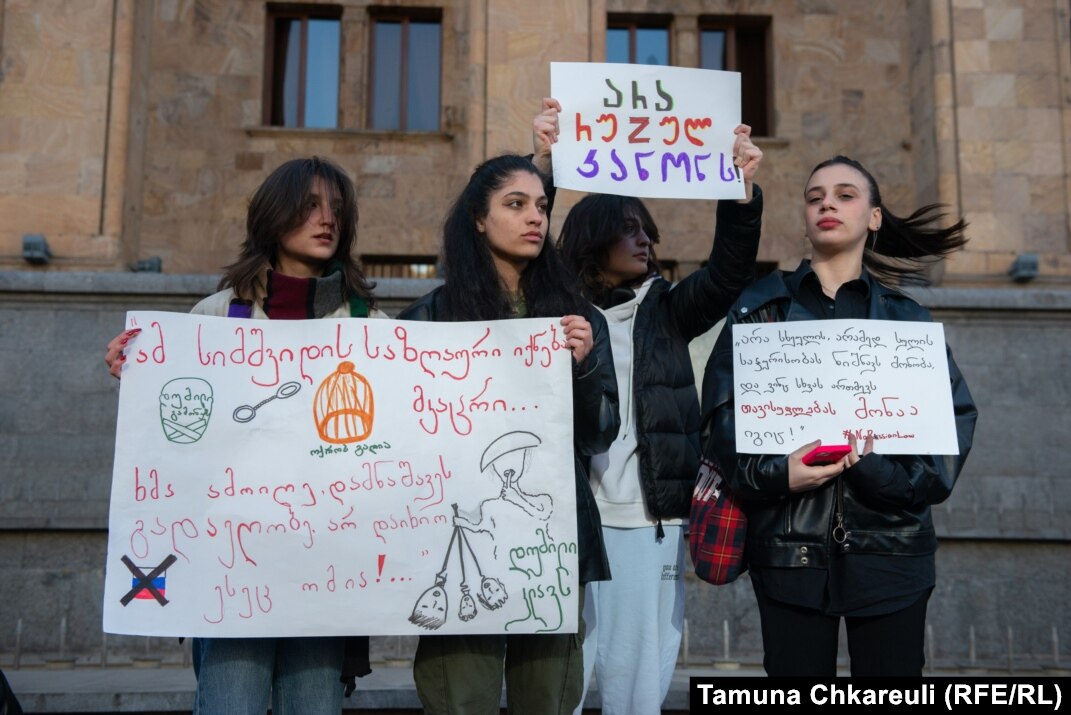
[533,100,763,713]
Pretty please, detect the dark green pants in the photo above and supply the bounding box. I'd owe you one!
[413,586,585,714]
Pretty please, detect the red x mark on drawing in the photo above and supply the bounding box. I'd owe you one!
[120,554,177,606]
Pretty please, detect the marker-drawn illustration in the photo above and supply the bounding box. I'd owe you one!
[409,505,508,630]
[314,361,375,444]
[159,378,214,444]
[106,312,585,638]
[120,554,177,606]
[453,431,552,537]
[233,381,302,423]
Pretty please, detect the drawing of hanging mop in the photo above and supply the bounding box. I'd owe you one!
[409,505,508,630]
[408,431,550,630]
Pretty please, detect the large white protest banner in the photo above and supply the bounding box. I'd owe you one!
[550,62,743,200]
[732,320,958,455]
[103,312,578,637]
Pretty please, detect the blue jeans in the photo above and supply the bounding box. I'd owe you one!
[192,637,345,715]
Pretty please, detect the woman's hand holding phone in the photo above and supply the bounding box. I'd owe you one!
[802,443,852,466]
[788,440,846,492]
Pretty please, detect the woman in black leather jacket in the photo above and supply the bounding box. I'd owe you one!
[397,154,620,714]
[701,156,977,676]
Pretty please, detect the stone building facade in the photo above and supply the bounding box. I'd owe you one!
[1,0,1070,673]
[2,0,1069,283]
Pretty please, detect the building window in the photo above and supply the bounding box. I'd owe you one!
[606,15,671,66]
[265,5,341,128]
[369,8,442,131]
[700,16,772,136]
[361,255,439,279]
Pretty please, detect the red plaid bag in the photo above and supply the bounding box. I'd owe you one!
[689,456,746,585]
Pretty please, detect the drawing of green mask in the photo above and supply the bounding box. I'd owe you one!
[159,378,214,444]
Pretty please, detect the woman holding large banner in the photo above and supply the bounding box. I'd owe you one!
[104,157,380,714]
[700,156,977,676]
[397,154,620,714]
[533,99,763,712]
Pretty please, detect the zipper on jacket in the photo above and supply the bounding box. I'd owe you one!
[832,478,848,544]
[621,302,640,439]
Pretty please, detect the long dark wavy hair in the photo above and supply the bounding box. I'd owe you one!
[438,154,587,321]
[556,194,662,305]
[808,156,968,283]
[220,156,376,307]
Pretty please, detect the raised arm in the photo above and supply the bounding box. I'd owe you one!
[733,124,762,203]
[531,97,561,176]
[663,125,764,340]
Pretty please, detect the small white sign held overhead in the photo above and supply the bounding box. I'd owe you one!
[550,62,744,200]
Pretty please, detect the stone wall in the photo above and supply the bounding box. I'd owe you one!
[937,0,1071,282]
[0,0,130,268]
[2,1,1068,283]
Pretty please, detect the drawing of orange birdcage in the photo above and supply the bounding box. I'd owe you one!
[314,361,374,443]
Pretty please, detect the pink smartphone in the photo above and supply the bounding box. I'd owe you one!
[802,444,852,466]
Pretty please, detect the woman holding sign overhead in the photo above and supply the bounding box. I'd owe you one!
[397,154,620,714]
[104,157,380,714]
[533,98,763,713]
[700,155,977,676]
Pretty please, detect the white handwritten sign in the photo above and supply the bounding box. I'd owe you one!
[732,320,958,455]
[550,62,744,200]
[103,312,579,637]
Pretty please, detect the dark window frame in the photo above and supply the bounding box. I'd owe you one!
[699,15,773,136]
[606,13,673,65]
[657,258,679,284]
[263,3,343,128]
[368,6,443,131]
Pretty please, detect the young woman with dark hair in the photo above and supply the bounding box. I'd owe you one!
[424,153,594,321]
[398,154,620,715]
[207,155,376,319]
[104,156,380,713]
[532,99,763,713]
[700,156,978,676]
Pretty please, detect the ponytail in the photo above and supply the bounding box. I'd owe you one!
[868,203,968,283]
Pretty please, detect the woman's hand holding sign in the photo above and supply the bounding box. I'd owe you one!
[732,124,762,202]
[532,97,561,175]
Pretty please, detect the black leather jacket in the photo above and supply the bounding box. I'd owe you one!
[700,263,977,568]
[398,287,620,584]
[624,187,762,522]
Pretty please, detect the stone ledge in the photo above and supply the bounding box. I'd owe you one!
[0,272,217,297]
[10,660,1046,713]
[905,286,1071,311]
[4,272,1070,311]
[0,272,443,301]
[3,662,715,713]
